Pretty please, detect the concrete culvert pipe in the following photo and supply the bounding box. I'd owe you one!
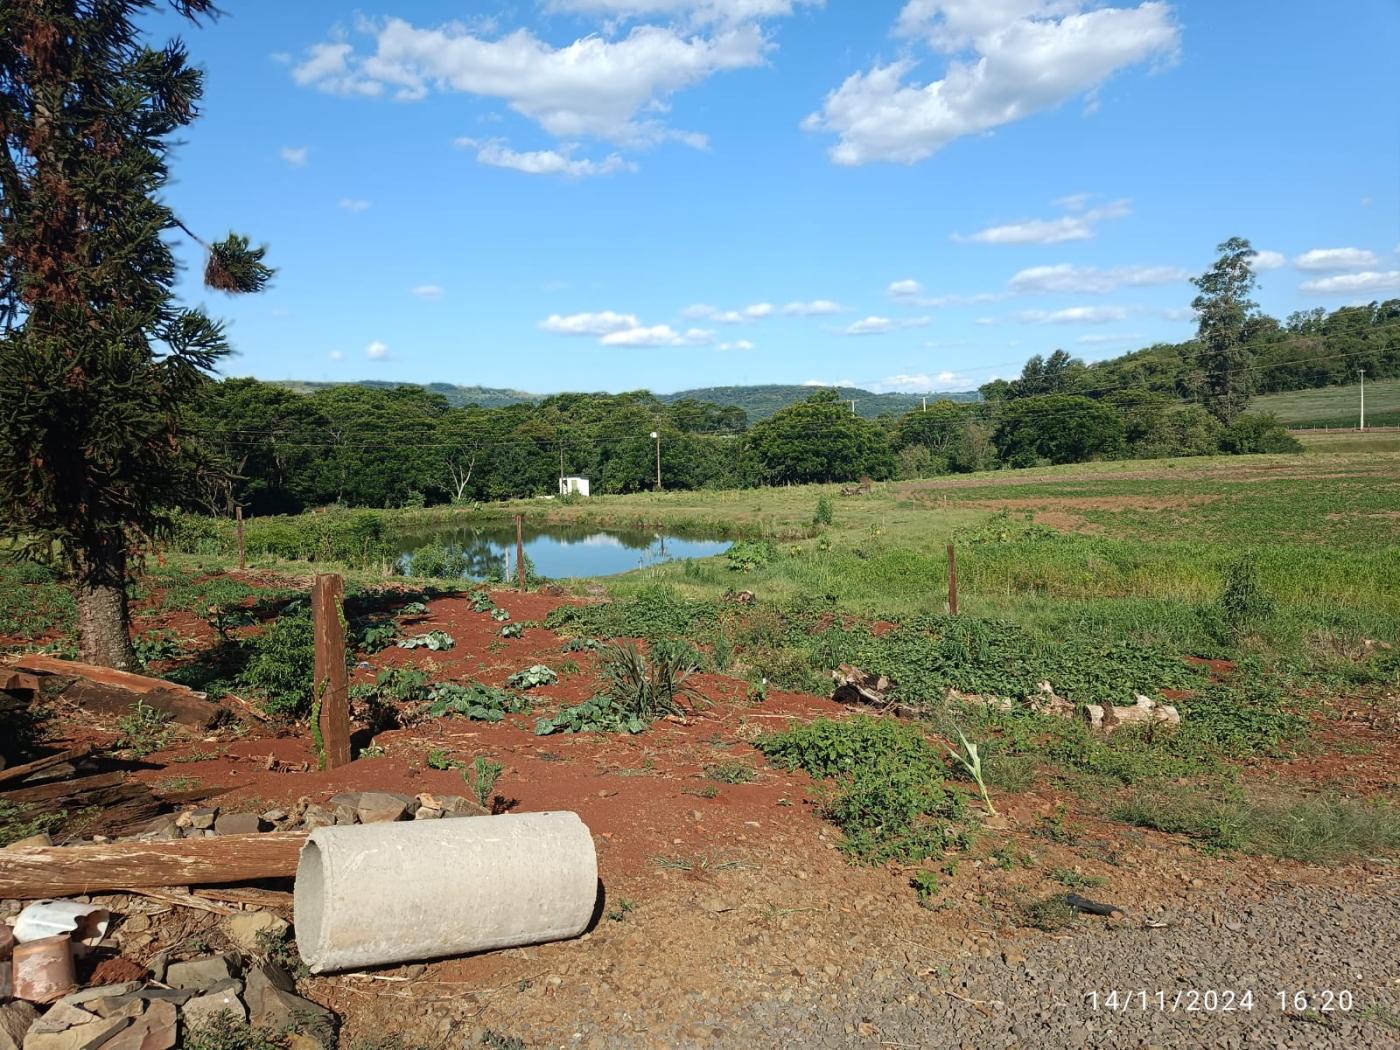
[294,811,598,973]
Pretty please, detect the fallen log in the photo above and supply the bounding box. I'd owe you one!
[61,680,225,729]
[193,886,294,912]
[0,770,127,806]
[11,656,204,699]
[0,746,93,789]
[0,832,306,898]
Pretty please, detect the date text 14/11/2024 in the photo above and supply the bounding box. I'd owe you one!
[1087,990,1356,1013]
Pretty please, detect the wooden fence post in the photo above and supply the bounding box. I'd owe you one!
[311,574,351,769]
[235,506,246,571]
[946,544,959,616]
[515,514,526,592]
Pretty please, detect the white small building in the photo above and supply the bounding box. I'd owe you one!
[559,476,591,497]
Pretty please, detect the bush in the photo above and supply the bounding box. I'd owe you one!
[758,716,966,864]
[406,542,470,579]
[240,607,315,717]
[1220,412,1302,454]
[814,495,833,526]
[1219,556,1275,631]
[726,540,776,573]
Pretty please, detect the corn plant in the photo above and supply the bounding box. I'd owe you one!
[467,756,504,808]
[946,728,996,816]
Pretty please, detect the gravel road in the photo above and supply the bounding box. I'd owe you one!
[534,877,1400,1049]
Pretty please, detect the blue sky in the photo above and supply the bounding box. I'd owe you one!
[157,0,1400,395]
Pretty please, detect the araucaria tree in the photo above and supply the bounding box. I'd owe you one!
[0,1,271,668]
[1191,237,1260,424]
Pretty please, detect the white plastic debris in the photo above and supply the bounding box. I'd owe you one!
[13,900,110,948]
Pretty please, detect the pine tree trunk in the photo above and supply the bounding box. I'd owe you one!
[75,540,137,670]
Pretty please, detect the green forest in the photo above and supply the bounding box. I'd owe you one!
[194,297,1397,515]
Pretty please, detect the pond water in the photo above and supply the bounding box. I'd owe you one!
[394,523,732,580]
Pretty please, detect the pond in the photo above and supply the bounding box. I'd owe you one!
[394,522,732,580]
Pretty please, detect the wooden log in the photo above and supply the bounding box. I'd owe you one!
[60,681,223,729]
[311,574,351,770]
[0,746,92,789]
[0,832,307,898]
[0,672,40,696]
[1,771,127,806]
[193,886,294,912]
[12,656,204,701]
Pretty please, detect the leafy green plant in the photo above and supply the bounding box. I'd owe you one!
[117,701,174,756]
[0,799,67,847]
[1219,555,1276,632]
[945,728,996,815]
[491,607,510,622]
[1049,868,1105,889]
[184,1014,284,1050]
[406,542,470,579]
[426,683,528,722]
[356,622,398,653]
[507,664,557,689]
[910,869,940,903]
[500,623,523,638]
[606,898,635,922]
[1020,895,1075,932]
[470,590,495,613]
[133,630,183,666]
[467,756,505,808]
[397,630,455,651]
[814,495,833,526]
[398,600,429,616]
[726,540,776,572]
[240,606,316,717]
[562,637,602,653]
[598,640,705,723]
[535,696,645,735]
[427,748,463,771]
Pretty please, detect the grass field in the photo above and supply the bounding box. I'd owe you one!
[1252,376,1400,427]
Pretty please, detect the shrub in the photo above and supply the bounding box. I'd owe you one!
[726,540,776,572]
[1220,412,1302,454]
[406,542,470,579]
[814,495,833,526]
[1219,556,1275,631]
[467,756,505,808]
[240,607,315,717]
[598,640,705,723]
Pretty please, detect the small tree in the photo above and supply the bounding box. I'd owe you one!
[0,2,271,667]
[1191,237,1260,424]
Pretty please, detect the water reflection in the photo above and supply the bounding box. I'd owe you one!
[394,523,730,580]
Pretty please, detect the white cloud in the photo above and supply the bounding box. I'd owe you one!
[887,278,1006,307]
[328,350,344,361]
[461,138,636,177]
[279,146,309,166]
[1299,271,1400,295]
[744,302,774,318]
[801,378,856,387]
[412,284,444,299]
[540,310,641,335]
[889,278,924,297]
[1012,305,1128,324]
[805,2,1179,165]
[292,17,776,148]
[1251,250,1285,271]
[1293,247,1381,272]
[780,299,843,315]
[682,301,776,323]
[366,340,390,360]
[1008,262,1185,294]
[869,371,967,392]
[600,324,715,346]
[718,339,755,351]
[953,198,1131,244]
[844,315,931,335]
[338,197,371,213]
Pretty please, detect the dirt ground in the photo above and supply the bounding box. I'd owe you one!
[17,578,1400,1048]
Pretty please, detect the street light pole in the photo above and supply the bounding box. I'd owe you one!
[650,431,662,491]
[1359,368,1366,431]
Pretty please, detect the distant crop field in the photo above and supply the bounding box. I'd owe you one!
[1252,377,1400,427]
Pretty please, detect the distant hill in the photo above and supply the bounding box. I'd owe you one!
[1251,377,1400,428]
[273,380,538,409]
[660,385,979,420]
[268,379,980,419]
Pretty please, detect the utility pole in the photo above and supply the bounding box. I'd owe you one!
[1359,368,1366,431]
[922,396,927,412]
[850,400,856,416]
[650,431,662,491]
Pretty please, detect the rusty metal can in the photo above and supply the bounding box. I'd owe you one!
[10,933,75,1003]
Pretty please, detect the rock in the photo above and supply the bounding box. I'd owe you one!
[221,911,289,955]
[29,1004,95,1035]
[0,1002,38,1050]
[121,914,149,934]
[95,1001,175,1050]
[179,982,246,1026]
[299,804,334,831]
[137,816,181,841]
[164,954,238,992]
[88,991,192,1019]
[189,809,217,830]
[259,809,288,824]
[212,812,262,836]
[56,985,140,1009]
[4,835,52,850]
[351,792,412,824]
[413,806,442,820]
[439,796,487,819]
[330,805,357,826]
[244,962,335,1045]
[285,1035,325,1050]
[20,1014,128,1050]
